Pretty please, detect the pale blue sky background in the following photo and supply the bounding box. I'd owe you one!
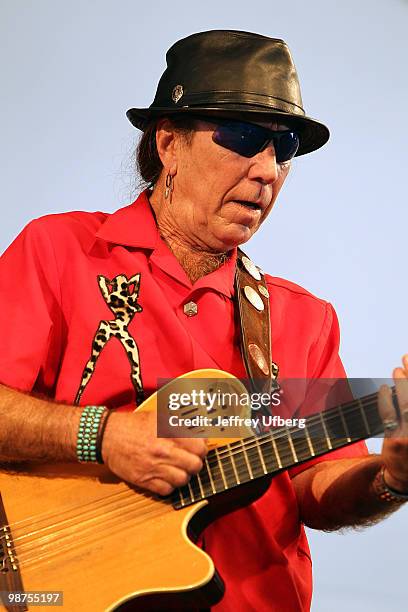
[1,1,407,610]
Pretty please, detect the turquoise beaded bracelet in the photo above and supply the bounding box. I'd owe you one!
[77,405,108,463]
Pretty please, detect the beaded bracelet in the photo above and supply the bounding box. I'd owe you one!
[96,408,113,464]
[77,405,109,464]
[373,466,408,503]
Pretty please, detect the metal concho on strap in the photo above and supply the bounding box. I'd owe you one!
[235,249,278,397]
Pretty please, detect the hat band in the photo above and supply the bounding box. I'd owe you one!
[169,90,305,116]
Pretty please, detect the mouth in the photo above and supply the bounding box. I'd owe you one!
[234,200,262,211]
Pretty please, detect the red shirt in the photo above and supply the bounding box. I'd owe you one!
[0,191,367,611]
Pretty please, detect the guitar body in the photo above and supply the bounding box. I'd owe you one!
[1,367,378,610]
[0,463,212,611]
[0,370,268,611]
[0,461,270,611]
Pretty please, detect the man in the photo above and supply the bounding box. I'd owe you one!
[0,30,407,611]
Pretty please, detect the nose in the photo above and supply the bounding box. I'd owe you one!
[247,144,279,185]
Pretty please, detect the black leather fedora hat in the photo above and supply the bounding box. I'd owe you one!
[126,30,330,157]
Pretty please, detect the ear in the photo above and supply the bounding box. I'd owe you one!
[155,118,180,176]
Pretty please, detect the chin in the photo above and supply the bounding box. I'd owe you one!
[215,225,254,250]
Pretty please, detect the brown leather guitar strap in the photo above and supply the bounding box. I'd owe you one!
[235,248,279,397]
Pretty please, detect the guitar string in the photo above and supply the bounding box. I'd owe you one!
[18,402,368,568]
[174,394,384,500]
[5,434,378,566]
[2,487,143,541]
[186,399,382,494]
[16,501,171,568]
[2,402,382,560]
[212,388,381,449]
[1,387,385,541]
[201,392,381,466]
[0,479,147,534]
[216,392,381,461]
[207,390,383,462]
[16,403,375,569]
[3,401,382,564]
[2,392,378,542]
[1,394,383,552]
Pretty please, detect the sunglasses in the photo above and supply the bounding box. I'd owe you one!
[195,116,300,163]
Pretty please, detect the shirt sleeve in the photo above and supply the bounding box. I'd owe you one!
[288,302,368,478]
[0,219,63,394]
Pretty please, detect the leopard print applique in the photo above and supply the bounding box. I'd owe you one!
[74,273,144,405]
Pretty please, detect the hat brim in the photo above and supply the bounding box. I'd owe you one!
[126,105,330,157]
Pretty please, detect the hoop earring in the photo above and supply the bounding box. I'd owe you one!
[164,172,174,201]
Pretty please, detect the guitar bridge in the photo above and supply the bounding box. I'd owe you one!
[0,493,27,612]
[1,525,18,573]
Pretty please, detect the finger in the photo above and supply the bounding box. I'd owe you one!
[152,443,204,474]
[394,362,408,427]
[174,437,208,459]
[156,464,191,488]
[163,446,204,475]
[148,478,174,497]
[378,385,400,438]
[393,354,408,380]
[151,438,176,460]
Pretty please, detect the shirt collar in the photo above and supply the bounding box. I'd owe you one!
[95,190,158,249]
[95,189,236,298]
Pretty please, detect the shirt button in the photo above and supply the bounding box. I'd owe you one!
[183,301,198,317]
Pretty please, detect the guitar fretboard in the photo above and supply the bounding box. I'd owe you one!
[172,388,386,509]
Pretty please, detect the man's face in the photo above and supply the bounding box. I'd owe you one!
[159,117,291,253]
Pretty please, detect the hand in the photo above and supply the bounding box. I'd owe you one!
[378,354,408,493]
[101,409,208,496]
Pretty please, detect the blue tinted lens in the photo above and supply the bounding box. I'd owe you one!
[213,122,269,157]
[274,131,300,163]
[212,120,299,162]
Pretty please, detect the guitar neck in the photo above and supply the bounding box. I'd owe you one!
[173,386,390,509]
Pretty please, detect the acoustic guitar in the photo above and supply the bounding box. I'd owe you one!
[0,369,386,611]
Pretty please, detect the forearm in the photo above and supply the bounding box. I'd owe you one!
[292,455,406,531]
[0,384,81,462]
